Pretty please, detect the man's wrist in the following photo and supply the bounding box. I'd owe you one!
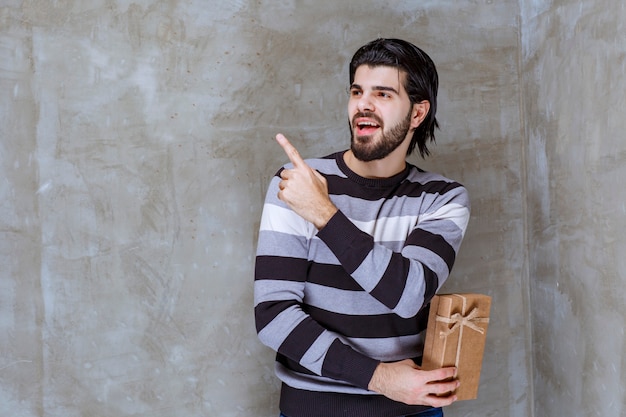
[314,204,338,230]
[367,362,385,393]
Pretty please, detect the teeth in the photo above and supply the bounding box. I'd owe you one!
[359,122,378,127]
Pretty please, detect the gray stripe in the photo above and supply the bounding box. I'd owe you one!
[254,280,304,306]
[348,333,425,361]
[257,306,306,351]
[305,157,346,175]
[256,230,309,258]
[351,247,393,292]
[418,217,465,241]
[299,331,337,375]
[304,283,399,315]
[394,270,428,318]
[402,245,450,281]
[330,193,437,221]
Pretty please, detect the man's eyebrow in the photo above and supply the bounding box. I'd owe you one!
[349,84,399,95]
[373,86,400,94]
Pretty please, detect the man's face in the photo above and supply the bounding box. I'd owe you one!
[348,65,414,162]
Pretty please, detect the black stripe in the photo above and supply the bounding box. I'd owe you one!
[369,252,409,309]
[307,263,364,290]
[317,211,373,274]
[280,382,430,417]
[306,305,429,338]
[274,167,285,178]
[422,263,438,304]
[276,353,317,376]
[255,255,309,281]
[255,300,299,333]
[418,180,463,198]
[322,339,381,388]
[405,229,456,271]
[326,174,463,201]
[278,317,325,360]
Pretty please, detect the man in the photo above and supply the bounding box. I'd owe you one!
[254,38,470,417]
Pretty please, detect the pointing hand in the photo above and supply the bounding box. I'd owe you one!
[275,134,337,229]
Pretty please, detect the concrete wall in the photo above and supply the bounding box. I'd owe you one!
[521,1,626,416]
[1,0,620,416]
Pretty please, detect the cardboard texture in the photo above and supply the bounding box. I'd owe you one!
[421,293,492,401]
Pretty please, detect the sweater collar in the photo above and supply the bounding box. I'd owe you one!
[335,150,411,188]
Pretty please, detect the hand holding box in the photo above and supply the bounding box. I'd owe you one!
[421,294,492,401]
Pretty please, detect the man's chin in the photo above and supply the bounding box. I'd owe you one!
[353,134,373,144]
[351,145,387,162]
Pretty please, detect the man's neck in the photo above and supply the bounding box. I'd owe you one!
[343,149,407,179]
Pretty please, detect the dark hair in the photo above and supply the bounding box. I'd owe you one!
[349,38,439,158]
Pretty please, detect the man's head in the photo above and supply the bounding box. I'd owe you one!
[349,38,439,158]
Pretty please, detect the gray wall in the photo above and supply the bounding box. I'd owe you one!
[521,1,626,416]
[0,1,623,417]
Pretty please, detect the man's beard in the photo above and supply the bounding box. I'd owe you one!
[350,109,412,162]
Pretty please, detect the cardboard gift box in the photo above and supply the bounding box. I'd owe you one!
[421,293,492,401]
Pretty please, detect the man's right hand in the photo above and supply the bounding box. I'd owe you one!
[368,359,459,407]
[274,133,338,230]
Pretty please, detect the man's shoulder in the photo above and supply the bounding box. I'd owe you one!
[404,165,468,205]
[405,163,463,187]
[272,151,343,178]
[303,151,343,172]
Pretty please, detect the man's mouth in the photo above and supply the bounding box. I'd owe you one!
[353,114,382,136]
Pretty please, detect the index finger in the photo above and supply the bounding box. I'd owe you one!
[276,133,306,168]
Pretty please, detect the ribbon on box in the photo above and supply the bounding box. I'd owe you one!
[435,294,490,367]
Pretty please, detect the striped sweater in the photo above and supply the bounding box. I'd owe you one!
[254,150,470,417]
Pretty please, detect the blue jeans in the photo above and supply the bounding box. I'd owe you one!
[407,408,444,417]
[280,408,443,417]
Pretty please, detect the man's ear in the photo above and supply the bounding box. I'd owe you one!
[411,100,430,129]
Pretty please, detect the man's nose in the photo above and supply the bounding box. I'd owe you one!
[357,93,374,112]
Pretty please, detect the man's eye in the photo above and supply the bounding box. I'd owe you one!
[350,90,362,97]
[378,92,390,98]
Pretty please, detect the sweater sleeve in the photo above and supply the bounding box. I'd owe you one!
[254,174,380,389]
[316,182,470,319]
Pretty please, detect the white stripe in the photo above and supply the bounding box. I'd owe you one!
[259,203,316,237]
[352,215,418,242]
[418,203,470,236]
[259,202,468,243]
